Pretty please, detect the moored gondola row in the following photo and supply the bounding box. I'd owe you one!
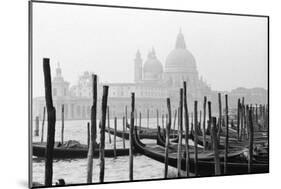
[128,83,268,177]
[32,58,268,187]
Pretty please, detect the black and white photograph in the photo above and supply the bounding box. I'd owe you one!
[28,0,268,188]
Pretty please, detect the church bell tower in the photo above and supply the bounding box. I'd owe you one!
[134,50,143,83]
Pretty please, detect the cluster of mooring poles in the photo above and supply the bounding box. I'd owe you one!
[159,81,268,177]
[36,58,268,186]
[39,58,138,186]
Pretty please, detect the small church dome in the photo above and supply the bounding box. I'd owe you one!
[143,48,163,81]
[143,48,163,74]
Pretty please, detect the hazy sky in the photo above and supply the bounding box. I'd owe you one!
[32,2,268,97]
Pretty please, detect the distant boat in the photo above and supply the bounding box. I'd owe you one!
[32,140,129,158]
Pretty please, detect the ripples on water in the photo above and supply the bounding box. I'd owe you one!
[32,119,182,185]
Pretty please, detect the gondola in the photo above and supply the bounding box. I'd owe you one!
[189,130,226,149]
[32,141,129,158]
[208,124,268,140]
[105,127,159,140]
[156,127,249,162]
[167,129,269,164]
[190,129,268,151]
[156,126,186,150]
[157,126,216,149]
[126,124,158,132]
[105,126,178,140]
[128,124,179,138]
[133,127,268,176]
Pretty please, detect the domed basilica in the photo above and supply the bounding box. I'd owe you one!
[134,30,211,103]
[33,30,267,120]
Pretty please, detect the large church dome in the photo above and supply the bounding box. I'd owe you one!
[165,30,197,73]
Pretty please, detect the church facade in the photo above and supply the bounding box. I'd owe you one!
[33,31,267,120]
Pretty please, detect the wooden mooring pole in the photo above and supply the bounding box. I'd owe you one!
[99,86,109,183]
[178,108,181,132]
[194,101,198,176]
[218,93,222,145]
[166,114,168,130]
[224,94,229,174]
[173,109,177,134]
[41,107,46,143]
[190,112,194,134]
[139,112,142,128]
[183,81,190,177]
[135,110,138,126]
[162,114,164,130]
[255,104,258,130]
[129,93,135,181]
[262,105,265,130]
[211,116,221,175]
[248,106,254,173]
[199,110,202,133]
[114,117,117,158]
[125,106,128,130]
[122,116,126,149]
[86,74,97,183]
[244,104,249,139]
[43,58,56,187]
[203,96,207,150]
[61,104,64,144]
[265,104,269,140]
[107,106,112,144]
[264,104,268,130]
[147,109,149,128]
[265,104,269,131]
[241,98,245,140]
[237,99,241,141]
[156,109,159,127]
[207,101,212,149]
[177,88,183,177]
[164,98,171,178]
[87,122,90,148]
[35,116,39,136]
[259,104,262,129]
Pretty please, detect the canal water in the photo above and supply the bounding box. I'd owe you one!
[32,118,183,185]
